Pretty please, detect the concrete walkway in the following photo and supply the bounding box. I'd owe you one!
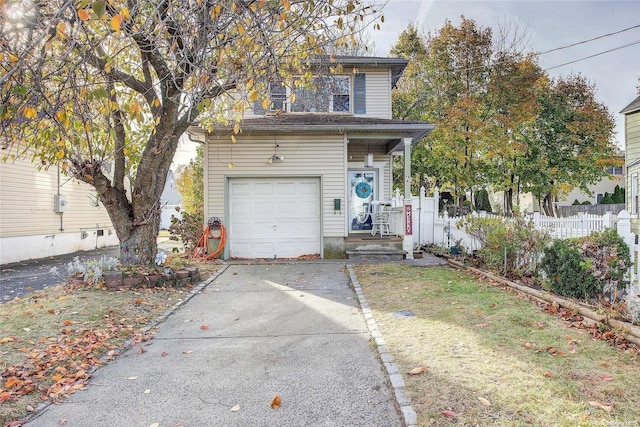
[26,263,403,427]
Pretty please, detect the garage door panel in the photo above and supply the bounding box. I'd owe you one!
[228,177,321,259]
[229,182,252,196]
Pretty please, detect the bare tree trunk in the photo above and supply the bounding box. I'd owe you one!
[119,220,160,265]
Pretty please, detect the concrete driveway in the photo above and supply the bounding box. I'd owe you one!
[26,262,403,427]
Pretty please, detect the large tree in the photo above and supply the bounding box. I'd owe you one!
[523,75,619,215]
[0,0,379,264]
[390,19,618,215]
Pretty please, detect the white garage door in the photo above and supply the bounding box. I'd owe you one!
[228,177,321,259]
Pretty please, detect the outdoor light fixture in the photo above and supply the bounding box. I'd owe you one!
[365,146,374,168]
[267,153,284,164]
[267,138,284,164]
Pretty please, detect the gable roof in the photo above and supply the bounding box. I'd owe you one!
[621,95,640,114]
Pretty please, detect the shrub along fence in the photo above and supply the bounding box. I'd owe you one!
[394,188,639,320]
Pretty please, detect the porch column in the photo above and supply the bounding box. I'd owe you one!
[403,137,414,259]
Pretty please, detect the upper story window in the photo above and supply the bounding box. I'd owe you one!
[254,73,366,115]
[606,166,624,176]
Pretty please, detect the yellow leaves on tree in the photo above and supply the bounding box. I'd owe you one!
[110,14,123,32]
[77,9,90,21]
[23,106,37,119]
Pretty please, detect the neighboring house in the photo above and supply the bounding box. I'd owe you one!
[489,159,624,215]
[159,169,182,230]
[0,147,118,264]
[622,94,640,234]
[188,56,435,260]
[560,165,624,206]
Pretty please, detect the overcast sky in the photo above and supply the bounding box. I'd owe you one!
[174,0,639,167]
[371,0,640,148]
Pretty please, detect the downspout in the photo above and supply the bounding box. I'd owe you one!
[57,164,64,232]
[403,137,413,259]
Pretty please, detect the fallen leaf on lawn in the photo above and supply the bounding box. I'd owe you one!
[200,325,209,330]
[58,296,68,301]
[161,351,168,357]
[523,342,532,350]
[589,401,612,412]
[182,350,193,354]
[0,391,13,402]
[127,376,138,380]
[5,377,24,389]
[543,372,553,378]
[407,366,428,375]
[478,397,491,406]
[136,346,145,354]
[23,328,31,332]
[442,410,456,417]
[475,323,489,328]
[62,319,74,326]
[26,405,35,412]
[270,395,282,410]
[601,375,614,381]
[0,337,15,344]
[230,404,240,412]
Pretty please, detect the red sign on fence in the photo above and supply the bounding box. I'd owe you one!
[405,204,413,235]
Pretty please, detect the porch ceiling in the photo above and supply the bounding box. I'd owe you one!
[348,138,406,155]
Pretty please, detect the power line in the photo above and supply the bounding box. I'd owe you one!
[536,24,640,56]
[544,39,640,71]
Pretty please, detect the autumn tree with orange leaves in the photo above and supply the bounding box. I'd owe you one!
[391,18,618,215]
[0,0,381,264]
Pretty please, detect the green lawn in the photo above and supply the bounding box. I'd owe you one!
[356,264,640,426]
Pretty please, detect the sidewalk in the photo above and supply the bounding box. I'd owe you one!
[26,263,403,427]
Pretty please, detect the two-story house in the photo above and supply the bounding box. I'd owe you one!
[188,56,435,260]
[622,94,640,234]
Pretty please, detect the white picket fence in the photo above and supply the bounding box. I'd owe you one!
[389,186,622,253]
[389,187,639,306]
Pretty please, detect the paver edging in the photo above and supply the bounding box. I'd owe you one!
[345,264,418,427]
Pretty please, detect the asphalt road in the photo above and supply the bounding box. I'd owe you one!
[0,246,120,303]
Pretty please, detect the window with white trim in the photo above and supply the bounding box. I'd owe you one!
[253,74,366,114]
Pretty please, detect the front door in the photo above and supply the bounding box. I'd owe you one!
[348,170,377,233]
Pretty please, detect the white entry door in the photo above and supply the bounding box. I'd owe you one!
[228,177,321,259]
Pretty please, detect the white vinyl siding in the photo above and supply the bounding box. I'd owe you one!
[0,151,115,238]
[625,112,640,163]
[359,68,392,119]
[205,134,346,241]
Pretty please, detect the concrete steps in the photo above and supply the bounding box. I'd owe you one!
[345,235,406,261]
